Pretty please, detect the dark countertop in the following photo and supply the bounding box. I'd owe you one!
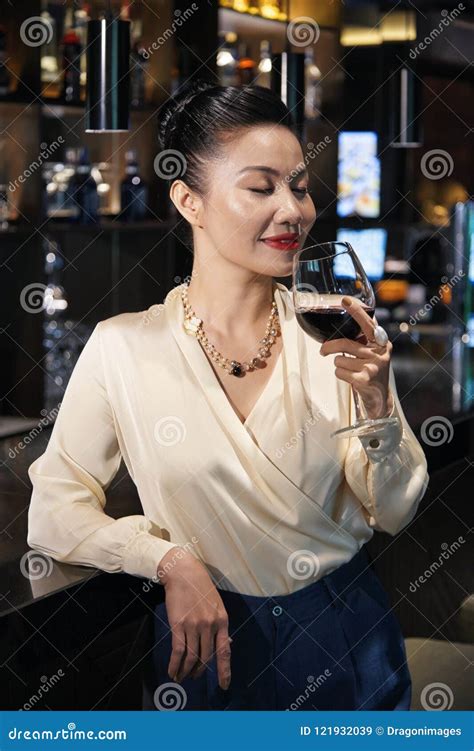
[1,325,473,621]
[0,428,144,620]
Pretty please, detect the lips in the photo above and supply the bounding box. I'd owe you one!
[259,233,300,251]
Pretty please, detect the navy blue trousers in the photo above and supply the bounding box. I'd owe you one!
[142,545,411,711]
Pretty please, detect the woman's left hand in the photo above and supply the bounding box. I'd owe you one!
[319,296,394,420]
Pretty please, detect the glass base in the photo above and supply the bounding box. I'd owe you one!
[330,416,400,440]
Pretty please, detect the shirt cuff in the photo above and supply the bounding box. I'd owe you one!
[357,388,403,463]
[121,529,186,581]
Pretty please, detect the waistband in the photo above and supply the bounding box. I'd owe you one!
[218,544,372,609]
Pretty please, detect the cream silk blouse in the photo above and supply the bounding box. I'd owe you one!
[27,282,429,596]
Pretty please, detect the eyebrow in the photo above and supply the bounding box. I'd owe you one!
[238,165,308,178]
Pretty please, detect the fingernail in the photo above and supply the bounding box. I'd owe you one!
[341,296,352,307]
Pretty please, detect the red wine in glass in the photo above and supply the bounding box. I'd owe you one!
[292,241,398,439]
[296,295,375,344]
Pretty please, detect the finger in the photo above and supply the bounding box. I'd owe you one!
[175,631,200,682]
[215,627,232,690]
[341,296,376,341]
[168,626,186,681]
[189,628,214,679]
[335,367,371,387]
[321,338,374,359]
[334,356,379,377]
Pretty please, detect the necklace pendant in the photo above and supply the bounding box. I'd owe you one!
[229,360,244,377]
[183,315,202,336]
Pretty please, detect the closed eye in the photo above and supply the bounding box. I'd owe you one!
[293,188,309,196]
[250,188,309,196]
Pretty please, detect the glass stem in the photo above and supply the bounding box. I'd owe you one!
[352,386,364,423]
[342,351,365,423]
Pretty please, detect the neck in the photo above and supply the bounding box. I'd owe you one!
[185,270,277,339]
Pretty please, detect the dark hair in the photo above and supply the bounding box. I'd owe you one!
[157,78,299,249]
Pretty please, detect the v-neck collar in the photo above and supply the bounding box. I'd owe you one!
[162,282,357,550]
[164,281,299,442]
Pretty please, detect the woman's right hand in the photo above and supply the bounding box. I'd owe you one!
[157,547,231,690]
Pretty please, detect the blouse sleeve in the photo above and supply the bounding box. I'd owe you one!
[343,361,430,536]
[27,321,183,581]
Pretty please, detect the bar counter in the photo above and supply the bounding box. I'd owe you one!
[1,327,473,708]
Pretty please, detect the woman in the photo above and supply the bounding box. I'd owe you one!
[27,81,429,711]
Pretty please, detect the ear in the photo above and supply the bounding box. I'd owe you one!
[169,180,203,229]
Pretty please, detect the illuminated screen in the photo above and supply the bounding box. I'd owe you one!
[466,203,474,283]
[336,228,387,281]
[337,132,381,219]
[467,313,474,348]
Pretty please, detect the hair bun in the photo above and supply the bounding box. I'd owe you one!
[158,78,217,151]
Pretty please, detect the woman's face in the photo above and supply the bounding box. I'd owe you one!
[186,125,317,278]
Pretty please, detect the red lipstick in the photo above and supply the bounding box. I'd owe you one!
[259,232,300,251]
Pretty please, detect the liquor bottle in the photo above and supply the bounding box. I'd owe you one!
[120,149,149,221]
[130,41,149,108]
[217,32,239,86]
[255,40,272,89]
[68,147,99,223]
[40,10,59,95]
[73,3,90,97]
[304,47,322,121]
[237,42,256,86]
[62,29,82,103]
[122,10,147,108]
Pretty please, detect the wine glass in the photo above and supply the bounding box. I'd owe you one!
[292,240,399,439]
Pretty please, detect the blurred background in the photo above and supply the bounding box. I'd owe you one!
[0,0,472,712]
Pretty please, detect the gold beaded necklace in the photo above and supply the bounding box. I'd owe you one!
[181,283,280,377]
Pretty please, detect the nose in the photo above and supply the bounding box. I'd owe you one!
[274,183,304,226]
